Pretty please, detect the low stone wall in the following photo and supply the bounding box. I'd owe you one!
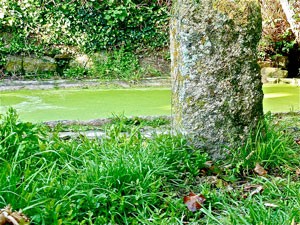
[44,115,171,127]
[259,59,289,83]
[5,55,57,73]
[3,53,291,86]
[261,67,288,83]
[3,51,170,76]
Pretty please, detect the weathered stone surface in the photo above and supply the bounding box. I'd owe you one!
[23,56,56,72]
[171,0,264,159]
[54,53,72,59]
[273,55,288,69]
[5,56,22,72]
[258,61,272,68]
[69,54,93,68]
[93,52,108,62]
[261,67,288,83]
[69,52,108,69]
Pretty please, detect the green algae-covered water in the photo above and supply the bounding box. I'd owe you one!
[0,84,299,122]
[263,84,300,113]
[0,88,171,122]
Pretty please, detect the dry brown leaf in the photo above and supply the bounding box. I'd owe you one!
[249,185,263,197]
[203,176,218,185]
[204,161,213,168]
[296,168,300,177]
[0,214,6,225]
[254,163,268,176]
[243,184,264,198]
[0,205,29,225]
[243,184,261,191]
[183,192,206,212]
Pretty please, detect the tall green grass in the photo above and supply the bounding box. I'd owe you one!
[1,109,300,224]
[0,108,207,224]
[198,176,300,225]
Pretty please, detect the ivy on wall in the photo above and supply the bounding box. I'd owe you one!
[0,0,170,56]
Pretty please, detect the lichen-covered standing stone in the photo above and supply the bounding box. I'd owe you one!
[170,0,264,159]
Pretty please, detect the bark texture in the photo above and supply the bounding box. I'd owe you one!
[171,0,264,159]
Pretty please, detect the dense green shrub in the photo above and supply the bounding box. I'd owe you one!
[0,0,170,55]
[88,47,141,80]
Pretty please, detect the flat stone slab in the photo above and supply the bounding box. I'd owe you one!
[5,56,22,72]
[44,115,171,139]
[0,77,171,91]
[266,78,300,85]
[59,128,170,140]
[23,56,57,72]
[44,115,171,127]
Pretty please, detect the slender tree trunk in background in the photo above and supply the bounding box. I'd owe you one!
[170,0,264,160]
[280,0,300,44]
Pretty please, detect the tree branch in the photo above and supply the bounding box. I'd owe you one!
[279,0,300,44]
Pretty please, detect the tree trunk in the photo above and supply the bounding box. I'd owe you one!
[170,0,264,159]
[279,0,300,44]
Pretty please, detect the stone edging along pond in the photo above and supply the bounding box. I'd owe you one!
[2,77,300,91]
[44,115,172,140]
[0,77,171,91]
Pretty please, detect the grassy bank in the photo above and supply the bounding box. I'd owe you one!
[0,109,299,224]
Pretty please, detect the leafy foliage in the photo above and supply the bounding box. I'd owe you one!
[259,0,298,61]
[88,47,141,80]
[0,0,170,56]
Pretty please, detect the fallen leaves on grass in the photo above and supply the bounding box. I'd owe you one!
[200,161,222,176]
[0,205,29,225]
[254,163,268,176]
[183,192,206,212]
[243,184,264,198]
[295,139,300,145]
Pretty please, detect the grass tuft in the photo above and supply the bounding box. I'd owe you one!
[230,113,300,175]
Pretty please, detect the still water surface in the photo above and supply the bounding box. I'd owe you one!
[0,84,299,122]
[0,88,171,122]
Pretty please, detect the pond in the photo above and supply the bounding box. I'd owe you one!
[263,83,300,113]
[0,88,171,122]
[0,84,299,122]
